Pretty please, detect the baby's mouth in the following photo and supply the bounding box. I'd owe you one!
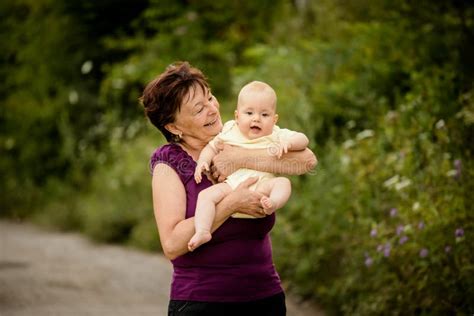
[250,126,261,132]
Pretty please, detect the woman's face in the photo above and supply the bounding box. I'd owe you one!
[173,84,223,143]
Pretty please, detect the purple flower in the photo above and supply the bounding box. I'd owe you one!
[455,228,464,238]
[418,221,425,230]
[396,225,404,235]
[399,236,408,245]
[370,228,377,238]
[390,208,398,217]
[454,159,462,179]
[419,248,429,258]
[384,243,391,257]
[445,245,452,253]
[365,256,373,267]
[454,159,462,168]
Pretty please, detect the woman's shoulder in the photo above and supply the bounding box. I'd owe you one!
[150,143,194,181]
[151,143,180,163]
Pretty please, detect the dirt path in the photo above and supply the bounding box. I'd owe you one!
[0,221,324,316]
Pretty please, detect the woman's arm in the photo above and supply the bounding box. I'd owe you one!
[152,164,264,260]
[211,145,318,182]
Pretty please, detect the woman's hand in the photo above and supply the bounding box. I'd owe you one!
[211,144,243,182]
[226,177,266,218]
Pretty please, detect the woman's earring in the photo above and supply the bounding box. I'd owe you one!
[174,131,182,142]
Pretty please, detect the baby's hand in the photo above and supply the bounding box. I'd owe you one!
[276,139,291,159]
[214,139,224,152]
[194,161,210,183]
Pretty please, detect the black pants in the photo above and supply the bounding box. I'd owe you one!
[168,292,286,316]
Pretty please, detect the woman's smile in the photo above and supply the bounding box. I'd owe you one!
[204,118,218,127]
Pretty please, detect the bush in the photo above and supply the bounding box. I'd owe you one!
[2,1,473,314]
[272,77,474,314]
[233,3,474,313]
[77,132,159,243]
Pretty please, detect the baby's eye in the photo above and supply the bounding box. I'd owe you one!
[262,113,269,117]
[246,111,253,115]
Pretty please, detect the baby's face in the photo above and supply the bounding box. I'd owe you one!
[235,92,278,140]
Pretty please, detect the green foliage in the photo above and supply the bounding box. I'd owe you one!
[231,1,474,314]
[0,0,148,215]
[79,133,155,243]
[30,129,162,251]
[2,0,473,314]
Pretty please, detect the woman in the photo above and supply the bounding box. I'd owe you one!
[141,61,317,316]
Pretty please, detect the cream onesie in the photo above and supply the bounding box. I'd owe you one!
[208,120,297,218]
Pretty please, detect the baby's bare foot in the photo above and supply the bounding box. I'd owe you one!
[188,231,212,251]
[260,196,276,215]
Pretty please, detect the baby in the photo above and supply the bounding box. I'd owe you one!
[188,81,309,251]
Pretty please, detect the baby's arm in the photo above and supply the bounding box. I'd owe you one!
[194,142,220,183]
[276,132,309,158]
[287,132,309,150]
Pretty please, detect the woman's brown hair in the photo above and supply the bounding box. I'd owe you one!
[140,62,209,142]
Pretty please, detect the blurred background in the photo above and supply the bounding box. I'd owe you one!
[1,0,473,314]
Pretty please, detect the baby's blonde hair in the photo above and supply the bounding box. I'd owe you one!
[237,81,277,109]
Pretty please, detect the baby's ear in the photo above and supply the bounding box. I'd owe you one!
[274,113,279,124]
[234,110,239,121]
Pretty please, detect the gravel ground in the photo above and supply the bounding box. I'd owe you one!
[0,220,324,316]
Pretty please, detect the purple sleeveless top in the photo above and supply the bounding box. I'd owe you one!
[150,143,283,302]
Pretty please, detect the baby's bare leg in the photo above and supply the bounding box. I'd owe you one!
[255,177,291,215]
[188,183,232,251]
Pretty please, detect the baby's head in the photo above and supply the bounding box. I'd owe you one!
[234,81,278,140]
